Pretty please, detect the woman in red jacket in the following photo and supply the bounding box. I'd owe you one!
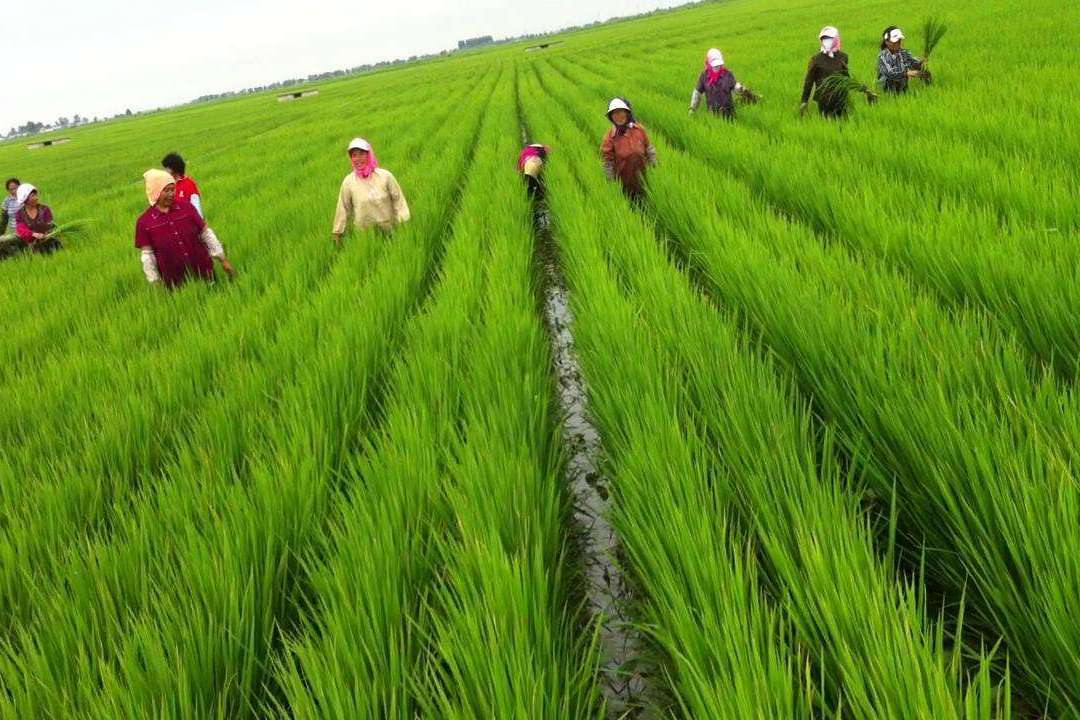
[135,169,236,287]
[600,98,657,200]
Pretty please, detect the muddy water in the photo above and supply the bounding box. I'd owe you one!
[533,204,652,718]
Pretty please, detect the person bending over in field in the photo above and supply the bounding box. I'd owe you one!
[332,137,410,245]
[0,184,63,260]
[162,152,205,217]
[800,26,858,118]
[690,48,760,119]
[877,27,930,94]
[136,169,236,287]
[601,98,657,201]
[518,143,550,201]
[1,177,21,238]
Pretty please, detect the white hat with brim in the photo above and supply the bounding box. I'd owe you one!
[347,137,372,152]
[15,183,36,206]
[606,98,631,116]
[886,28,905,42]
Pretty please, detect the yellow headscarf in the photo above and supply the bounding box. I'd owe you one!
[143,169,175,206]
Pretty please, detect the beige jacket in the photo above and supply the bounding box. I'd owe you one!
[332,169,410,234]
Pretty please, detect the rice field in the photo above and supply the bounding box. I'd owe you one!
[0,0,1077,716]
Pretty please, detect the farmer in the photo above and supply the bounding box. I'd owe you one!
[877,27,930,93]
[800,26,856,118]
[1,178,20,237]
[600,98,657,200]
[690,48,759,118]
[518,143,550,201]
[162,152,204,217]
[8,184,63,257]
[136,169,235,287]
[332,137,410,245]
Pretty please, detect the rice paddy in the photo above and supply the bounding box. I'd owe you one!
[1,0,1077,716]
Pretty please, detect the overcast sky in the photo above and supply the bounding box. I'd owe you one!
[5,0,686,133]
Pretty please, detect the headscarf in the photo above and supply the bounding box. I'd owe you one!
[518,143,550,173]
[704,48,728,86]
[349,138,379,179]
[881,26,904,50]
[608,98,637,136]
[143,169,175,206]
[819,26,842,57]
[15,183,36,206]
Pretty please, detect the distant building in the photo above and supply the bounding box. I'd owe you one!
[27,138,71,150]
[278,90,320,102]
[457,35,494,50]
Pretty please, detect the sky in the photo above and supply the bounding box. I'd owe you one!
[5,0,686,133]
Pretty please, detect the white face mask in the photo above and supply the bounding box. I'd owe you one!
[821,38,836,52]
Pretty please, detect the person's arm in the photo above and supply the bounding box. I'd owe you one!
[905,49,926,72]
[800,58,817,110]
[135,221,160,284]
[140,248,161,284]
[643,130,658,168]
[199,226,235,278]
[600,131,616,180]
[189,193,204,219]
[0,208,8,234]
[332,179,351,242]
[690,73,705,112]
[15,218,34,241]
[386,173,411,225]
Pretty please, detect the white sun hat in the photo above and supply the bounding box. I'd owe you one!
[886,28,905,42]
[606,98,631,115]
[347,137,373,152]
[707,48,724,68]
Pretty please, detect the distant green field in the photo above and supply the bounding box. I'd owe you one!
[1,0,1078,716]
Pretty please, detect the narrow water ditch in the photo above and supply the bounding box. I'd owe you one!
[529,192,653,719]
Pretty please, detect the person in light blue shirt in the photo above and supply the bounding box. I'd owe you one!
[1,178,21,237]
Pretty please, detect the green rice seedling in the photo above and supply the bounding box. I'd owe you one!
[0,73,500,719]
[518,61,814,718]
[0,0,1075,714]
[817,74,878,112]
[521,59,1007,719]
[922,17,948,59]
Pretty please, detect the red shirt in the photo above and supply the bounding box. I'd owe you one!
[135,203,213,287]
[174,176,201,207]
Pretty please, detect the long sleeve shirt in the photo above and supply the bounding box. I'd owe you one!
[877,48,924,92]
[15,205,54,243]
[690,70,745,114]
[600,124,657,196]
[135,203,224,286]
[801,51,850,104]
[1,196,19,235]
[332,169,410,235]
[174,176,204,218]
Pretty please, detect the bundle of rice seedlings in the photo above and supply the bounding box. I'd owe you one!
[922,17,948,59]
[42,220,89,241]
[818,75,878,114]
[738,86,762,104]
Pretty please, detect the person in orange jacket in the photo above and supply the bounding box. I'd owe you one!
[600,98,657,200]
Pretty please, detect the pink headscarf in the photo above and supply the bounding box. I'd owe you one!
[351,146,379,179]
[819,26,842,57]
[518,144,550,172]
[704,49,728,87]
